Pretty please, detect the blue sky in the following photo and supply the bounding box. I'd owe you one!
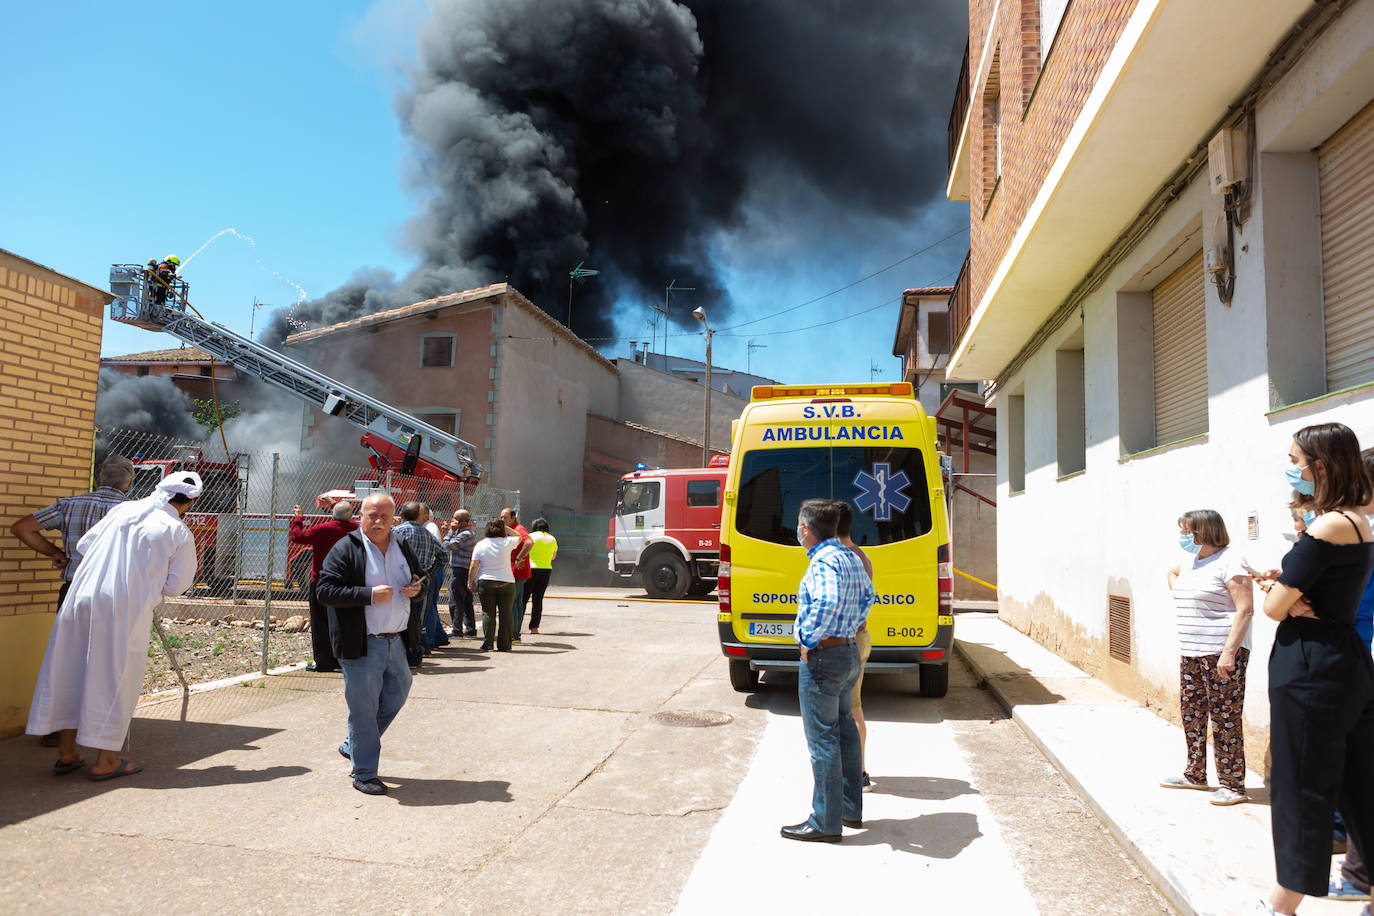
[1,1,967,386]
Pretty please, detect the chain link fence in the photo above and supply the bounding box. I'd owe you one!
[95,426,519,680]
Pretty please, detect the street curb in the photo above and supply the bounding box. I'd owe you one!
[954,637,1196,916]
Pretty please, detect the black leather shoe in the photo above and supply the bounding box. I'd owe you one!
[352,777,387,795]
[338,744,351,760]
[843,817,863,829]
[780,822,841,843]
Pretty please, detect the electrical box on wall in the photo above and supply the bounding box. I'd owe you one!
[1208,127,1248,193]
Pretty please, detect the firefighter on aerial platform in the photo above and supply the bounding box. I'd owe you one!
[147,255,180,305]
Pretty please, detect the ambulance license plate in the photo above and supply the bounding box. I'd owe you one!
[750,621,794,637]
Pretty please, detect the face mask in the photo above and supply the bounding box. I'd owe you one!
[1303,510,1316,528]
[796,525,807,545]
[1286,463,1315,496]
[1179,533,1202,554]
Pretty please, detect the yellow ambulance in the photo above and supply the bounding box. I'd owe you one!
[716,382,953,696]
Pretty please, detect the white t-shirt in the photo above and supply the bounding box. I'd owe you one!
[1172,547,1252,657]
[471,535,520,583]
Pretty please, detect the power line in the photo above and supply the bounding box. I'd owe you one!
[714,225,968,333]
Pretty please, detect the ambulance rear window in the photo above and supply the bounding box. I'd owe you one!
[735,447,932,546]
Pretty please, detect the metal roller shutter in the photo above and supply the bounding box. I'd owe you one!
[1152,252,1208,445]
[1319,100,1374,392]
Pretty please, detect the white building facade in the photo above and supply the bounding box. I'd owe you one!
[946,0,1374,747]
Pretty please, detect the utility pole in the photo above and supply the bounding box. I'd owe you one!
[693,308,713,466]
[747,340,767,375]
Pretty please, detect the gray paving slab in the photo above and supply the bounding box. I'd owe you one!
[955,613,1356,916]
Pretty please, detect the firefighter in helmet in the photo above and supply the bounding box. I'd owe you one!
[150,255,180,305]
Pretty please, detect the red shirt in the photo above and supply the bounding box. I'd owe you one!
[510,523,532,580]
[289,517,360,581]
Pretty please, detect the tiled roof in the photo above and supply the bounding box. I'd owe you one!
[903,286,955,297]
[102,346,214,363]
[283,282,615,370]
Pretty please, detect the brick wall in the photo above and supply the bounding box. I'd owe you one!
[0,251,109,620]
[583,413,726,514]
[967,0,1140,309]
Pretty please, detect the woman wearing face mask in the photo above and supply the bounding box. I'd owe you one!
[1254,423,1374,916]
[1162,510,1254,805]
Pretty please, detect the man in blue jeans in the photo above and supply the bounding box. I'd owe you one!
[316,494,425,796]
[781,498,875,842]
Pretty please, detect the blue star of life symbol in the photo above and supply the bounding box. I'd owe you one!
[852,462,912,522]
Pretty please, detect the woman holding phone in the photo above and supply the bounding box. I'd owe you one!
[1254,423,1374,916]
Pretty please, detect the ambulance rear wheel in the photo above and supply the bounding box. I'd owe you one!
[643,554,690,599]
[729,659,758,692]
[919,663,949,698]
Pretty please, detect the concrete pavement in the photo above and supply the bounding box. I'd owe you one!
[0,591,768,914]
[954,611,1360,916]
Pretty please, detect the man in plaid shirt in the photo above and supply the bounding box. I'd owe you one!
[393,502,447,660]
[11,456,134,607]
[10,455,134,746]
[781,498,875,843]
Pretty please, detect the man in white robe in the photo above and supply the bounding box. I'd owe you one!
[26,473,202,780]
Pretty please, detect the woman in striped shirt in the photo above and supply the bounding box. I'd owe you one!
[1160,509,1254,806]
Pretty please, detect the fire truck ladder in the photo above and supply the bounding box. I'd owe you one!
[107,264,486,483]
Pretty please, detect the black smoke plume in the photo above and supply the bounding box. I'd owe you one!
[94,368,201,441]
[265,0,964,346]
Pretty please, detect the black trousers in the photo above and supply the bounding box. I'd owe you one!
[449,568,476,634]
[307,581,339,671]
[523,568,552,630]
[1269,616,1374,896]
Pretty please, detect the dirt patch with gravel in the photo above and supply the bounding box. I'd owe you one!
[142,619,315,696]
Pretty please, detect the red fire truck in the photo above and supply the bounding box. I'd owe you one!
[607,457,729,599]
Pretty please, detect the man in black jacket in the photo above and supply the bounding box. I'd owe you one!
[316,493,424,796]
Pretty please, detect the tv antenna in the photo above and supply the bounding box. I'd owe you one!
[567,262,600,328]
[747,339,768,375]
[870,360,883,381]
[660,279,694,361]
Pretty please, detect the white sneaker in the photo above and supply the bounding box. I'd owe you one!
[1210,787,1246,806]
[1159,774,1210,790]
[1250,900,1295,916]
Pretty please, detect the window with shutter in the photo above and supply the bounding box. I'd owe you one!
[1318,99,1374,392]
[1151,252,1208,445]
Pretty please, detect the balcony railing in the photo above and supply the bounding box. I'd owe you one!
[948,252,971,355]
[947,41,970,177]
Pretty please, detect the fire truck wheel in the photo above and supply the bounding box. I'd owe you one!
[918,663,949,698]
[642,553,690,600]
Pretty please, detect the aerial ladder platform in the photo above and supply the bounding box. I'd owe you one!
[108,264,486,485]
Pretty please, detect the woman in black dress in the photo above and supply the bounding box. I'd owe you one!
[1257,422,1374,916]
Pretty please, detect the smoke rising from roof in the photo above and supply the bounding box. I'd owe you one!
[264,0,964,346]
[95,368,201,441]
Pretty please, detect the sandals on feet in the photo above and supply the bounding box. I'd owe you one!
[88,759,143,781]
[52,757,86,775]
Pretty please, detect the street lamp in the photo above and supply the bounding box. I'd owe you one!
[692,307,712,466]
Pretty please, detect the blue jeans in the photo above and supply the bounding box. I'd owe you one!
[339,634,413,782]
[423,568,448,646]
[512,578,527,636]
[798,642,863,833]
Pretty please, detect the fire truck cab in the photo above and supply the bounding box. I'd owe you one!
[607,460,728,600]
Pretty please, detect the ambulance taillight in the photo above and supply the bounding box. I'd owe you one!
[937,543,953,617]
[718,543,731,613]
